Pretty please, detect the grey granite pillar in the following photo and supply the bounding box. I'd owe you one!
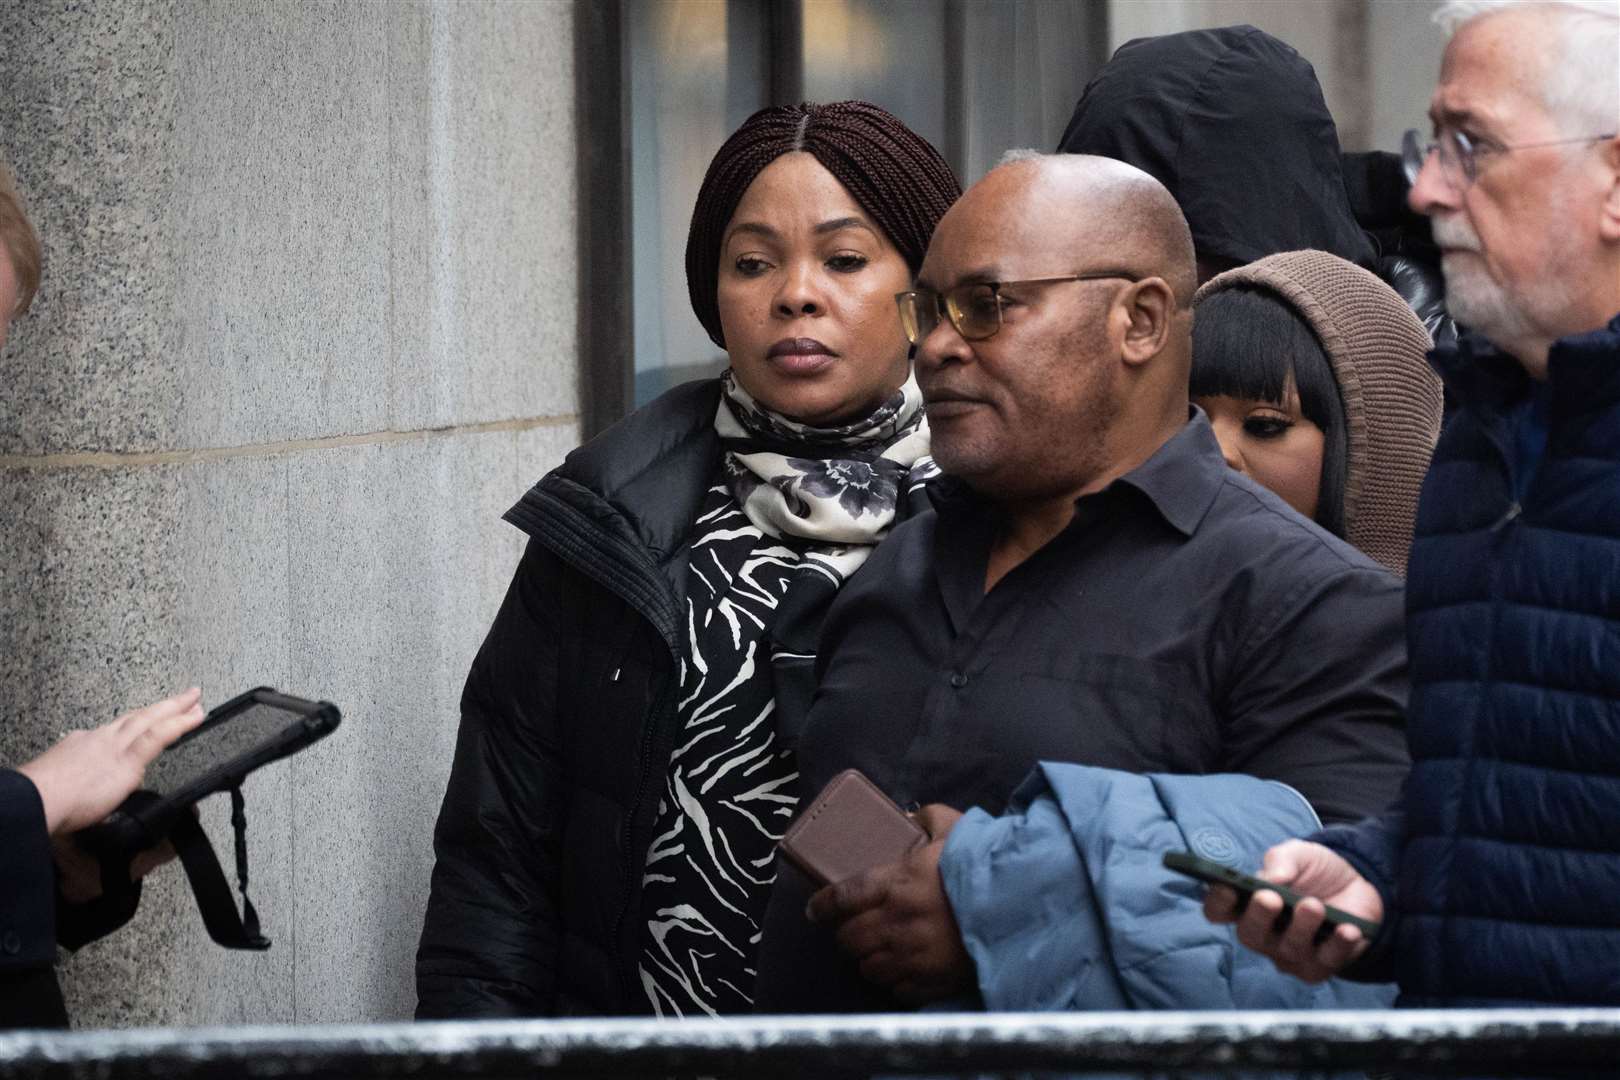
[0,0,578,1026]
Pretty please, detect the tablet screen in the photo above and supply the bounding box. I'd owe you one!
[143,701,306,797]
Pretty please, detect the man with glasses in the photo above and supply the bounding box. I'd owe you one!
[1207,0,1620,1010]
[751,153,1410,1013]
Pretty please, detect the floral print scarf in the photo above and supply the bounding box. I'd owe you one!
[716,368,937,581]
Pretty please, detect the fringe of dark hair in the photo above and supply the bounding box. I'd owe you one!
[1191,286,1350,538]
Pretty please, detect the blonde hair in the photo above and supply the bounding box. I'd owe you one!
[0,163,41,317]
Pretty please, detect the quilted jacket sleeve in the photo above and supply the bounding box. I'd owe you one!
[415,540,568,1018]
[934,773,1129,1012]
[1312,807,1406,984]
[939,763,1396,1012]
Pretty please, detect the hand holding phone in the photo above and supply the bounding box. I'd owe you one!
[1163,850,1381,943]
[778,769,926,887]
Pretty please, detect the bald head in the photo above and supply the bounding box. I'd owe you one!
[913,153,1200,506]
[931,153,1196,308]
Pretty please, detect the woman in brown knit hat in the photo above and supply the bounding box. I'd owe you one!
[1191,249,1443,576]
[417,102,960,1020]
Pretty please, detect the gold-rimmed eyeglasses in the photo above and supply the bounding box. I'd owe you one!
[895,271,1141,344]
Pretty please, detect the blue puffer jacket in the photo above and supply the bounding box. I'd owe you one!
[1321,313,1620,1007]
[940,762,1394,1012]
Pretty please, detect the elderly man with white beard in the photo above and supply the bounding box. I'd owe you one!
[1204,0,1620,1009]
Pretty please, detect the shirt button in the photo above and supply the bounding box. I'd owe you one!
[949,672,968,689]
[2,931,20,955]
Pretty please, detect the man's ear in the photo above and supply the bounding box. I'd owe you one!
[1599,135,1620,243]
[1117,277,1178,366]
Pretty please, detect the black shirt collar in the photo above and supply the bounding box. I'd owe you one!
[930,409,1228,539]
[1112,409,1227,538]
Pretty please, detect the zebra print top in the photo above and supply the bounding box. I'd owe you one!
[637,482,812,1017]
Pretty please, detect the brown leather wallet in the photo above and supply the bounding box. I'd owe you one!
[777,769,927,887]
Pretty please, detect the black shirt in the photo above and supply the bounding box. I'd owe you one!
[753,412,1409,1012]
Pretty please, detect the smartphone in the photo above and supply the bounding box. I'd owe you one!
[84,687,341,855]
[778,769,927,887]
[1163,850,1381,942]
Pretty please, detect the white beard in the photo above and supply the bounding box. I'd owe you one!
[1432,213,1575,350]
[1439,250,1539,345]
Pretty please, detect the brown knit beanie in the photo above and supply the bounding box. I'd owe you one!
[1195,250,1442,576]
[685,101,961,349]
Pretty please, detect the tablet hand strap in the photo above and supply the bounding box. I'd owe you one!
[169,788,270,951]
[229,786,265,945]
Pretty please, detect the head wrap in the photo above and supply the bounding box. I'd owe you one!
[686,100,960,348]
[1196,250,1443,575]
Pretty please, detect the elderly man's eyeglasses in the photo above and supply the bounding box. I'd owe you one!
[895,272,1140,344]
[1401,126,1618,189]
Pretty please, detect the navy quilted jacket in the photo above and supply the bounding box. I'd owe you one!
[1320,313,1620,1007]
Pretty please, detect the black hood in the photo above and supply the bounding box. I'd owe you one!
[1057,25,1374,270]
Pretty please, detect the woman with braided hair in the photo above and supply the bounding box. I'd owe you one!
[416,101,960,1019]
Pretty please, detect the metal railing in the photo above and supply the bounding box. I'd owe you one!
[4,1009,1620,1078]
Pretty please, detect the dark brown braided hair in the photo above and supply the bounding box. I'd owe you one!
[685,100,961,348]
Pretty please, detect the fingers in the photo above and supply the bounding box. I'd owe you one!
[50,688,202,744]
[1233,892,1362,984]
[1269,896,1327,967]
[1232,887,1288,956]
[1270,898,1365,982]
[117,687,203,739]
[126,695,206,767]
[806,871,890,926]
[833,906,889,958]
[1257,841,1307,885]
[1309,921,1368,976]
[839,912,945,998]
[1203,883,1243,923]
[912,803,963,839]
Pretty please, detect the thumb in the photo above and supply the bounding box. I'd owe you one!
[1257,841,1305,886]
[913,803,963,839]
[807,870,890,925]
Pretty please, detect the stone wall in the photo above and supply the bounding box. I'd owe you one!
[0,0,578,1026]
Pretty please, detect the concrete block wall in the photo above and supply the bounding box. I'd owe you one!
[0,0,578,1026]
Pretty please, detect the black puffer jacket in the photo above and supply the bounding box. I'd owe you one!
[416,380,726,1018]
